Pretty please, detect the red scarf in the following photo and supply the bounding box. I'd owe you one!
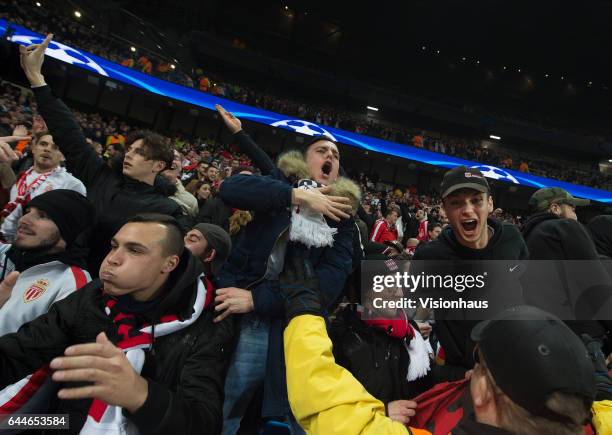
[1,167,58,218]
[363,310,414,340]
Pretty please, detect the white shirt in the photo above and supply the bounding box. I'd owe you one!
[0,244,91,335]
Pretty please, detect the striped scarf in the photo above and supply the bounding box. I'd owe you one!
[0,276,209,435]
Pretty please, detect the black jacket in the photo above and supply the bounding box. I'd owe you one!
[0,251,234,435]
[522,212,612,338]
[330,307,432,404]
[522,212,601,261]
[196,196,232,232]
[412,218,528,379]
[588,215,612,260]
[414,218,528,261]
[32,85,189,274]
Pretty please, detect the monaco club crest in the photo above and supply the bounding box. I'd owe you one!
[23,279,49,303]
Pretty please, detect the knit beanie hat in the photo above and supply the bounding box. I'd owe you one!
[27,189,95,246]
[193,223,232,275]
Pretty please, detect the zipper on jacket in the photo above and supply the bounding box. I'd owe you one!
[245,225,290,290]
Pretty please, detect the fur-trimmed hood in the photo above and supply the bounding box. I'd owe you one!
[277,150,362,211]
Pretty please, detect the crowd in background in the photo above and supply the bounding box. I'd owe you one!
[2,0,611,191]
[0,31,611,435]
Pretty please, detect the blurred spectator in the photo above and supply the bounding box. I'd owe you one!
[370,207,399,244]
[0,130,86,242]
[0,189,93,335]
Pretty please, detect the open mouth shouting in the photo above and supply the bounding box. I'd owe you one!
[321,161,332,179]
[460,218,479,236]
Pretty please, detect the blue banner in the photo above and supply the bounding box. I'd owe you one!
[2,19,610,203]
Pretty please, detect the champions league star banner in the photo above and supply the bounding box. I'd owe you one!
[3,18,611,203]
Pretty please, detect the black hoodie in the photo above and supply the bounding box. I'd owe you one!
[0,250,234,435]
[588,215,612,260]
[521,212,612,339]
[414,218,528,261]
[522,212,600,261]
[412,218,528,380]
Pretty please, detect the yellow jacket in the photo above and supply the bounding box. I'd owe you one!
[284,314,432,435]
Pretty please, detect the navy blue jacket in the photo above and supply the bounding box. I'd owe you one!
[218,164,354,416]
[218,169,354,316]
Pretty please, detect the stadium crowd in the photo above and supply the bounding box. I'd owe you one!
[0,30,611,435]
[2,0,612,191]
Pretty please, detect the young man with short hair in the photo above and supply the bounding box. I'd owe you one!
[426,221,442,241]
[1,130,86,242]
[19,35,189,273]
[412,166,528,380]
[0,214,234,434]
[214,105,357,434]
[370,207,399,244]
[0,189,93,335]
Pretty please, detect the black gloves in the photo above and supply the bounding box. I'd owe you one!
[279,255,322,320]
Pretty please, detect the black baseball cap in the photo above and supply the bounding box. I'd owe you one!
[472,306,595,421]
[441,166,490,198]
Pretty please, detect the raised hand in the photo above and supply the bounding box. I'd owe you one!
[12,124,28,137]
[19,33,53,87]
[215,104,242,134]
[0,142,19,164]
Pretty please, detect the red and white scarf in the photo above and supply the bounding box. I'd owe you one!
[364,311,431,382]
[0,275,209,435]
[0,167,60,218]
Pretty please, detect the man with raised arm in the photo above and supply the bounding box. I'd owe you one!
[18,35,189,274]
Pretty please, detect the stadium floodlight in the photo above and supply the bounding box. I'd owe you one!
[170,64,176,69]
[366,106,379,112]
[130,46,136,52]
[36,2,42,6]
[489,135,501,140]
[74,10,81,18]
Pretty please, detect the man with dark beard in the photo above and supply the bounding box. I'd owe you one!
[0,189,93,335]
